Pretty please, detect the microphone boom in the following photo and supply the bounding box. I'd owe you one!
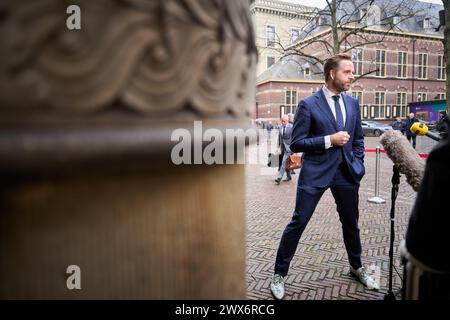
[410,122,441,141]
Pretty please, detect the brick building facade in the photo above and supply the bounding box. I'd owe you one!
[254,1,445,123]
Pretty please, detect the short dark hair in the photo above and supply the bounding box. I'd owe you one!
[323,53,352,82]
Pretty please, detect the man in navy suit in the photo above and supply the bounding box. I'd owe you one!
[270,54,379,300]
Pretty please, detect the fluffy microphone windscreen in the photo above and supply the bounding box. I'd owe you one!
[380,130,425,192]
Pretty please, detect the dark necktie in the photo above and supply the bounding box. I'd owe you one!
[332,95,344,130]
[282,126,286,136]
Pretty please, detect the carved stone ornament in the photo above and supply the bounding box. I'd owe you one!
[0,0,256,117]
[0,0,257,174]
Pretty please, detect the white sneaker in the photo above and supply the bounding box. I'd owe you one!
[270,274,285,300]
[350,266,380,290]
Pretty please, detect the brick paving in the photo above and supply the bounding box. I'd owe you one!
[245,132,437,300]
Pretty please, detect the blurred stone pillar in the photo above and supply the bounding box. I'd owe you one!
[0,0,256,299]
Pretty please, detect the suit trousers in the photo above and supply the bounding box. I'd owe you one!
[277,151,292,180]
[407,134,417,149]
[274,162,362,276]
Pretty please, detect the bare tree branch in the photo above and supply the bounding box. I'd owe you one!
[275,0,427,79]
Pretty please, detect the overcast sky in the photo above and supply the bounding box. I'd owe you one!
[289,0,443,8]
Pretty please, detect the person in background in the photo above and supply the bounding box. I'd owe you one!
[274,115,293,185]
[256,121,262,145]
[405,113,419,149]
[392,117,403,132]
[288,113,294,125]
[436,111,447,138]
[266,121,274,140]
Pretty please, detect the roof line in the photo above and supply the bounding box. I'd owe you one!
[257,79,324,86]
[288,24,444,50]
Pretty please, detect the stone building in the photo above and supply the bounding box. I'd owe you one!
[250,0,316,77]
[254,0,446,122]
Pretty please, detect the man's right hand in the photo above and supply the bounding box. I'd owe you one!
[331,131,350,146]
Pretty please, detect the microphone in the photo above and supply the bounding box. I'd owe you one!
[380,130,425,192]
[410,122,441,141]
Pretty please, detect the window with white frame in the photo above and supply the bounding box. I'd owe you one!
[437,93,446,100]
[397,92,408,118]
[417,92,427,102]
[352,48,363,76]
[267,56,275,69]
[375,50,386,77]
[266,25,276,47]
[418,53,428,79]
[374,92,386,118]
[397,52,407,78]
[284,90,297,115]
[351,91,363,105]
[438,55,446,80]
[393,15,400,25]
[304,67,310,76]
[423,18,431,29]
[290,28,300,44]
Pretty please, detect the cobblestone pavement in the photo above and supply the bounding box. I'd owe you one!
[245,132,437,300]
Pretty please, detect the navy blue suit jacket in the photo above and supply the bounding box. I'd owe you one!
[290,89,365,188]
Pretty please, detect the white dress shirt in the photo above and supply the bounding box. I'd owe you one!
[322,85,347,149]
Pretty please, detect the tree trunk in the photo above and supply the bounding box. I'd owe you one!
[331,0,340,54]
